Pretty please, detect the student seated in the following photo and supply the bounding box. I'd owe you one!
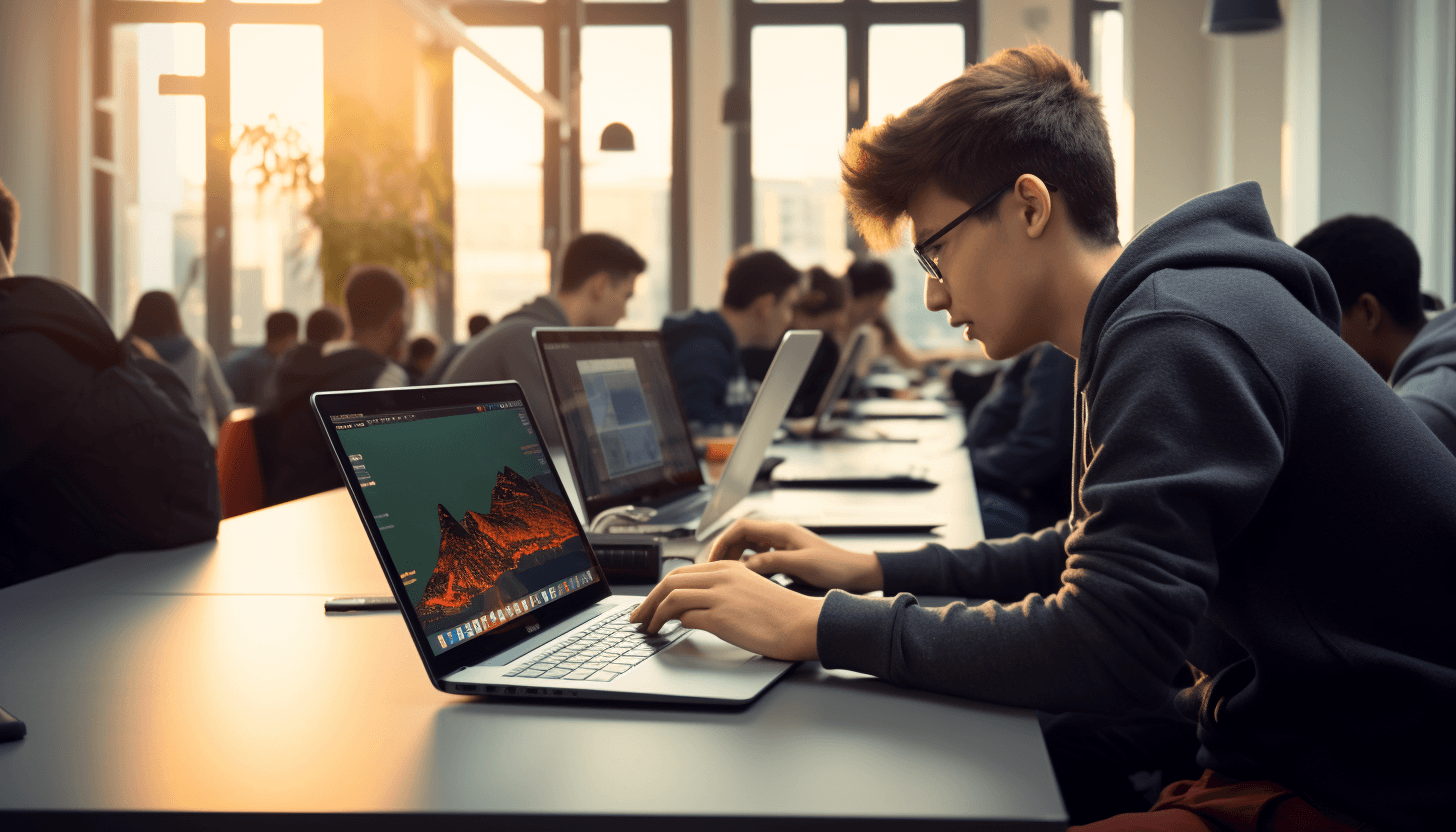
[224,310,299,405]
[421,312,492,387]
[0,176,219,587]
[630,46,1456,831]
[1295,215,1456,455]
[124,290,236,445]
[967,341,1074,539]
[741,266,849,418]
[662,250,802,430]
[256,265,410,505]
[405,334,439,385]
[441,232,646,451]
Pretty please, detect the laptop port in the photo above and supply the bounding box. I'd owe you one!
[503,686,515,695]
[485,686,497,694]
[455,684,478,693]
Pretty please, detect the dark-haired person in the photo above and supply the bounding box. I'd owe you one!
[662,250,802,429]
[405,334,440,385]
[304,306,345,345]
[126,290,235,444]
[467,312,492,337]
[223,310,299,405]
[844,258,984,375]
[418,312,494,387]
[257,265,411,504]
[630,46,1456,831]
[740,266,849,418]
[1296,215,1456,456]
[442,232,647,450]
[1,175,219,587]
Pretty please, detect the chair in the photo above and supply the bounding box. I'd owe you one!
[216,407,266,518]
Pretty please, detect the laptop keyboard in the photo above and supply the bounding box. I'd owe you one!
[503,605,682,683]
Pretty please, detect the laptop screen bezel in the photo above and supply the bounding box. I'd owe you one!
[532,327,705,519]
[808,330,868,434]
[311,381,613,685]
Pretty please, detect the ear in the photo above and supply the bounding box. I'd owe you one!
[751,292,777,319]
[1013,174,1054,239]
[1351,293,1384,333]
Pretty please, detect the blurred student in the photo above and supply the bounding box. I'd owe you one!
[442,232,646,450]
[223,310,298,405]
[405,334,440,385]
[846,259,986,376]
[631,46,1456,832]
[419,312,492,387]
[743,266,850,418]
[257,265,410,504]
[304,306,345,345]
[662,250,802,429]
[1,175,218,587]
[1296,215,1456,455]
[125,290,235,444]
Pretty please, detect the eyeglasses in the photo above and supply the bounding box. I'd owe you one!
[913,180,1058,283]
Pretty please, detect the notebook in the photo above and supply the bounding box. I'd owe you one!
[311,381,795,705]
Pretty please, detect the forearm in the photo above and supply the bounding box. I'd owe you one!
[877,522,1070,600]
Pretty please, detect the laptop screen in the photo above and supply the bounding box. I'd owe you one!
[535,329,703,517]
[327,398,601,657]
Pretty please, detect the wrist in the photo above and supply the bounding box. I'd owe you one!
[792,596,825,661]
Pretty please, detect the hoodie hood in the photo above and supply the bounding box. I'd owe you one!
[1083,182,1340,375]
[661,309,737,357]
[500,294,569,328]
[1390,306,1456,385]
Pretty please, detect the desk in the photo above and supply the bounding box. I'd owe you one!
[0,420,1066,829]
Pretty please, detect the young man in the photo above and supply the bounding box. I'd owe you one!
[1,176,219,586]
[1295,215,1456,455]
[631,46,1456,830]
[661,249,802,428]
[223,310,299,405]
[257,265,411,504]
[442,232,646,450]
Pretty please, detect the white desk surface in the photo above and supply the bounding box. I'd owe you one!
[0,420,1065,829]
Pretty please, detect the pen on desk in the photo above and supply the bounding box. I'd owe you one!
[324,596,399,612]
[0,704,26,742]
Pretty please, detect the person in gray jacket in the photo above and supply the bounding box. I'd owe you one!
[441,232,645,452]
[630,46,1456,831]
[1295,214,1456,456]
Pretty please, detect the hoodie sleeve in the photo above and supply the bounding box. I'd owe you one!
[816,312,1285,714]
[874,522,1071,600]
[1392,367,1456,457]
[668,335,736,426]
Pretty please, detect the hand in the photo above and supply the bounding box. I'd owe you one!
[707,518,884,593]
[628,560,823,661]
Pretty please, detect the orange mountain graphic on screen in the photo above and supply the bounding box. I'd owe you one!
[418,466,579,615]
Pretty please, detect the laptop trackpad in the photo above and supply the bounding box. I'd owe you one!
[656,630,757,669]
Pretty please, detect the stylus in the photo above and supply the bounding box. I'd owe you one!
[324,596,399,612]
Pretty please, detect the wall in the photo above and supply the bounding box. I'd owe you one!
[0,0,89,289]
[981,0,1072,59]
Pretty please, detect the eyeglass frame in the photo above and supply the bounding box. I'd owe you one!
[913,179,1059,284]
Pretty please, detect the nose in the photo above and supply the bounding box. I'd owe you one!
[924,274,950,312]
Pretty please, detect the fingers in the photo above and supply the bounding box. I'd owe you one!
[707,518,808,562]
[629,561,738,626]
[645,587,716,634]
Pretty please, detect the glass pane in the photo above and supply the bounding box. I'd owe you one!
[751,25,851,274]
[581,25,671,330]
[230,24,325,350]
[111,23,207,341]
[867,23,968,351]
[454,27,547,340]
[1092,9,1132,244]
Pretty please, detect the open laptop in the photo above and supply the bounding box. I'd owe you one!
[311,381,795,705]
[535,328,946,538]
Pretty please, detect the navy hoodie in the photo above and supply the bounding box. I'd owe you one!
[660,309,753,426]
[818,183,1456,829]
[1390,306,1456,456]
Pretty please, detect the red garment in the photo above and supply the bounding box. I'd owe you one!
[1072,770,1362,832]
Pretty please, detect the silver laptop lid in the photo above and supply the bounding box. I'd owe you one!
[696,329,822,540]
[808,330,868,435]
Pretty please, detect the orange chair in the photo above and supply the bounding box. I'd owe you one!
[216,407,266,518]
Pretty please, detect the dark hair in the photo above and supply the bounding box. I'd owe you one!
[343,265,408,331]
[560,232,647,293]
[1294,215,1424,331]
[305,307,346,344]
[125,290,184,340]
[1421,292,1445,312]
[408,335,439,362]
[841,44,1118,251]
[795,267,848,317]
[722,250,802,310]
[846,259,895,298]
[467,313,492,337]
[0,176,17,263]
[264,311,299,342]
